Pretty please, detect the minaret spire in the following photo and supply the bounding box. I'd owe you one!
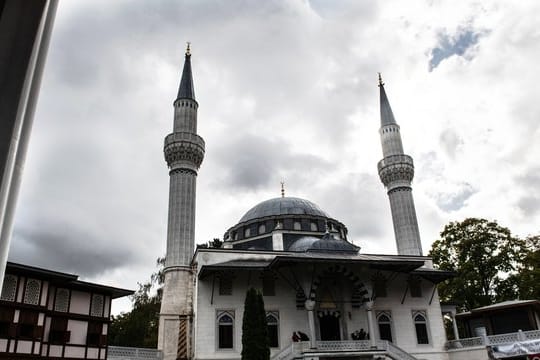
[376,75,423,256]
[159,45,205,360]
[378,73,397,126]
[177,42,195,101]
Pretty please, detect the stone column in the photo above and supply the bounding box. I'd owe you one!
[365,301,376,349]
[451,311,459,340]
[305,300,317,349]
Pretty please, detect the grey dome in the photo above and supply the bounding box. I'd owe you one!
[238,197,330,224]
[287,236,319,252]
[289,233,359,254]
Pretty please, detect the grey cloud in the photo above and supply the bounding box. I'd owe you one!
[515,171,540,215]
[211,134,334,191]
[517,196,540,216]
[429,27,486,71]
[317,173,389,240]
[439,128,463,159]
[10,222,139,277]
[434,182,476,212]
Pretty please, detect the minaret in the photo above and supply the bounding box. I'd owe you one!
[159,43,205,360]
[377,74,422,256]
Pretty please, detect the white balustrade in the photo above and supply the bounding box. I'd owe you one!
[107,346,162,360]
[446,329,540,350]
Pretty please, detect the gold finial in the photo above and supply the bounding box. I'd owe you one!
[378,72,384,87]
[186,42,191,56]
[280,181,285,198]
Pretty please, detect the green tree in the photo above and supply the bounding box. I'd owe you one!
[109,257,164,348]
[501,235,540,300]
[429,218,524,311]
[198,238,223,249]
[241,288,269,360]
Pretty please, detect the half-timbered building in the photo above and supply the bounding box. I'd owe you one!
[0,262,132,359]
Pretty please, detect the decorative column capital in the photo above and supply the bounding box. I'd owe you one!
[304,299,316,311]
[364,300,374,311]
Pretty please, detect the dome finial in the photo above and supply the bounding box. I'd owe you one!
[280,181,285,198]
[186,41,191,56]
[378,72,384,87]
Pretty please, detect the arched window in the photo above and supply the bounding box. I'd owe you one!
[266,312,279,348]
[293,221,301,230]
[310,222,318,231]
[244,227,251,238]
[258,224,266,234]
[54,288,70,312]
[1,275,17,301]
[413,312,429,344]
[217,311,234,349]
[23,279,41,305]
[377,312,393,342]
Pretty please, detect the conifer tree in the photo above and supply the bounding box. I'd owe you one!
[242,288,269,360]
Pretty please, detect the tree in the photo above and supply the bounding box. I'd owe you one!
[502,235,540,300]
[241,288,269,360]
[197,238,223,249]
[109,257,164,348]
[429,218,524,311]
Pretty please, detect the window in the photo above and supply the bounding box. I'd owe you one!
[0,308,15,338]
[217,311,234,349]
[377,312,393,342]
[219,276,232,296]
[262,274,275,296]
[54,288,69,312]
[244,227,251,238]
[49,317,70,344]
[293,221,301,230]
[18,310,39,339]
[413,312,429,344]
[310,222,318,231]
[87,321,104,346]
[266,312,279,348]
[409,277,422,298]
[258,224,266,234]
[23,279,41,305]
[1,275,17,301]
[91,294,104,317]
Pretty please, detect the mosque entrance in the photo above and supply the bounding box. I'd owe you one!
[318,311,341,341]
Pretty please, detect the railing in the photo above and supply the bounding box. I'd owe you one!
[384,341,419,360]
[446,329,540,350]
[446,336,485,349]
[271,340,417,360]
[107,346,162,360]
[316,340,371,351]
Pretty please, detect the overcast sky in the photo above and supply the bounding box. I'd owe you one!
[10,0,540,313]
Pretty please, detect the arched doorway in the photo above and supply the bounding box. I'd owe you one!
[318,311,341,341]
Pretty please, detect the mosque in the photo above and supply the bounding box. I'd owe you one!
[157,46,455,360]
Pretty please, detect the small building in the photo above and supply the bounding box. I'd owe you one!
[457,300,540,338]
[0,262,132,359]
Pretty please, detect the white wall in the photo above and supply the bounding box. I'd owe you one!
[193,250,449,360]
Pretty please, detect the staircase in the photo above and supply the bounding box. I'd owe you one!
[270,340,418,360]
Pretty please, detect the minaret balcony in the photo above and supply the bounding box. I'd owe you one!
[164,132,205,171]
[377,154,415,187]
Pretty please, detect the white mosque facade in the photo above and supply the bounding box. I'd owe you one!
[157,48,457,360]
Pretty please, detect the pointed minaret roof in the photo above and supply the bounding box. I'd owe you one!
[378,73,397,126]
[177,42,195,101]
